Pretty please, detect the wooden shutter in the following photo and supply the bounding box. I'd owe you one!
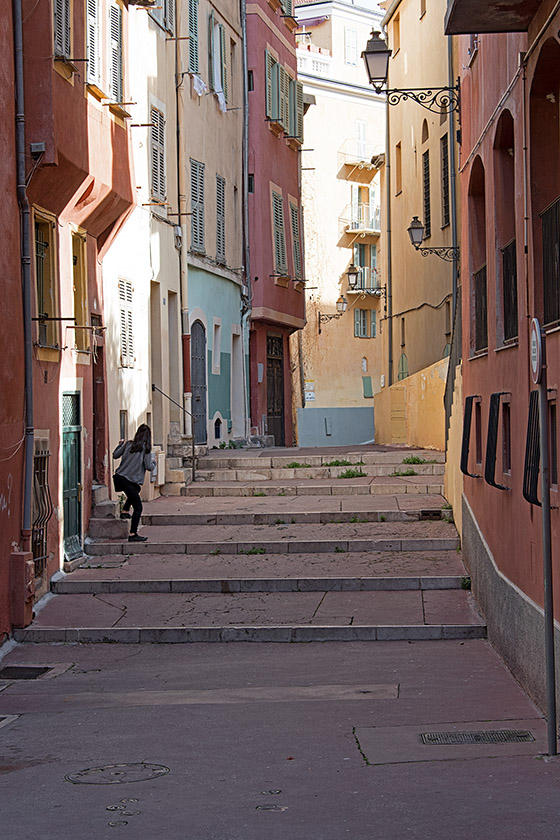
[265,51,278,120]
[272,192,287,274]
[282,0,293,14]
[290,203,301,279]
[354,309,360,337]
[109,4,123,103]
[86,0,99,85]
[219,24,228,103]
[208,10,215,90]
[150,107,166,202]
[370,310,377,338]
[54,0,70,59]
[344,27,357,65]
[191,159,205,253]
[423,150,431,238]
[216,175,226,262]
[279,67,290,130]
[119,279,134,368]
[296,81,304,142]
[188,0,199,73]
[164,0,175,34]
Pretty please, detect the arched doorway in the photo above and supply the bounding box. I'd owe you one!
[191,320,207,444]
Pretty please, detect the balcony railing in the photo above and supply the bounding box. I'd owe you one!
[348,266,382,293]
[339,203,381,235]
[337,139,381,170]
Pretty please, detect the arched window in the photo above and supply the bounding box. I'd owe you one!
[493,110,517,343]
[468,156,487,352]
[398,353,409,380]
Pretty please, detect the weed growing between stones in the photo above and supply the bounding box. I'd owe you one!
[337,468,367,479]
[390,469,417,477]
[286,462,312,469]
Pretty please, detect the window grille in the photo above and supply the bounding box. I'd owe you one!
[474,265,488,351]
[150,107,166,202]
[441,134,450,228]
[32,442,53,577]
[216,175,226,263]
[190,159,205,253]
[272,191,287,274]
[54,0,71,59]
[541,197,560,327]
[502,239,518,340]
[423,150,431,238]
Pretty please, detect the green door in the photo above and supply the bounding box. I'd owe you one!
[62,393,82,559]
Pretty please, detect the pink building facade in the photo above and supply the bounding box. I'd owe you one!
[246,0,305,446]
[446,0,560,708]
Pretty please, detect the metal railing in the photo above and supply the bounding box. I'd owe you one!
[339,203,381,234]
[152,384,197,483]
[349,266,382,292]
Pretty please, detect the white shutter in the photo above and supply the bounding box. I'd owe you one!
[190,159,205,253]
[150,107,166,202]
[265,51,275,119]
[86,0,99,85]
[109,4,123,103]
[188,0,199,72]
[344,27,357,65]
[216,175,226,263]
[272,192,287,274]
[54,0,71,59]
[219,24,228,103]
[164,0,175,34]
[119,279,134,367]
[208,10,215,90]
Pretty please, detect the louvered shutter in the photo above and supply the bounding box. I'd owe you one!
[265,51,277,120]
[290,203,301,280]
[282,0,293,15]
[191,159,205,253]
[296,81,304,141]
[208,10,215,90]
[219,24,228,103]
[216,175,226,262]
[188,0,199,73]
[150,107,166,202]
[54,0,71,59]
[109,4,123,103]
[272,192,287,274]
[370,310,377,338]
[119,279,134,367]
[354,309,360,337]
[279,67,290,130]
[86,0,99,85]
[164,0,175,34]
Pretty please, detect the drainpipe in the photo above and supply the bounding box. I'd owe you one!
[240,0,252,437]
[447,35,458,318]
[175,25,189,435]
[385,94,393,386]
[13,0,34,552]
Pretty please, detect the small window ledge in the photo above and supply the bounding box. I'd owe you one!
[282,15,299,32]
[494,339,518,352]
[273,274,290,287]
[469,349,489,360]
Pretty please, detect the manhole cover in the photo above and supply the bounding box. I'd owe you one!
[0,666,51,680]
[65,763,170,785]
[420,729,535,746]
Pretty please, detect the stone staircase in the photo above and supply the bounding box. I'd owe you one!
[15,445,485,645]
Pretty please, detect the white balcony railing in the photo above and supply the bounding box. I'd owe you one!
[337,138,379,169]
[339,203,381,234]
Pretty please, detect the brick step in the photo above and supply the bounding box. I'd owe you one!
[52,575,469,594]
[195,464,445,482]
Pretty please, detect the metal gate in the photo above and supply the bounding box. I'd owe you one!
[191,320,207,444]
[266,335,285,446]
[62,393,82,560]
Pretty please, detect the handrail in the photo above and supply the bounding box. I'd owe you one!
[151,384,196,483]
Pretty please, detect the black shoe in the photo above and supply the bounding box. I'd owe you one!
[128,534,148,542]
[120,512,131,520]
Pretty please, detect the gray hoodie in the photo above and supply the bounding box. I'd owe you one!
[113,441,157,485]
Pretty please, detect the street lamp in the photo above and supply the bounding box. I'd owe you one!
[361,31,460,114]
[346,263,360,290]
[407,216,460,263]
[318,295,348,333]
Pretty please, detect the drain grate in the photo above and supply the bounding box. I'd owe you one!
[0,666,51,680]
[420,729,535,746]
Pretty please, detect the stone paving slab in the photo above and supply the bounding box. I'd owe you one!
[183,479,445,497]
[142,508,443,526]
[32,590,483,629]
[71,549,466,580]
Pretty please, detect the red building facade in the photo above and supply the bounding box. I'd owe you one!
[446,0,560,707]
[246,0,305,446]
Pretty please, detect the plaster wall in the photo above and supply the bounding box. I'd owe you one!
[443,362,463,536]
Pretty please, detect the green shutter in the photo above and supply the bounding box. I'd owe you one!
[296,80,304,142]
[188,0,199,73]
[265,51,274,118]
[354,309,360,337]
[290,203,301,279]
[272,192,287,273]
[370,310,377,338]
[362,376,373,398]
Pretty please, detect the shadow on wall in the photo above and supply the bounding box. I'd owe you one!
[296,407,374,447]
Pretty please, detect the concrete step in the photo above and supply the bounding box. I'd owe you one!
[195,464,445,482]
[91,484,109,506]
[196,450,445,470]
[92,499,120,519]
[88,517,129,539]
[141,507,447,526]
[182,479,445,497]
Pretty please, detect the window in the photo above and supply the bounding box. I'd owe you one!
[289,202,302,280]
[401,317,406,347]
[354,309,376,338]
[371,310,377,338]
[248,174,254,193]
[188,0,199,73]
[502,402,511,474]
[344,28,357,65]
[441,134,450,228]
[392,14,400,53]
[216,175,226,263]
[272,191,287,274]
[209,13,228,104]
[398,352,408,380]
[474,265,488,351]
[212,320,222,374]
[248,70,254,91]
[72,233,88,352]
[475,400,482,463]
[541,198,560,326]
[163,0,175,34]
[502,239,518,340]
[118,278,134,368]
[150,107,166,202]
[550,402,558,486]
[109,2,123,104]
[395,142,402,194]
[120,410,128,441]
[265,51,279,120]
[34,216,59,348]
[288,78,304,141]
[423,150,431,238]
[281,0,293,15]
[190,159,205,253]
[86,0,100,86]
[420,0,426,16]
[265,52,292,131]
[54,0,71,59]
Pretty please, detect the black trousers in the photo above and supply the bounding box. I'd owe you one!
[113,474,142,534]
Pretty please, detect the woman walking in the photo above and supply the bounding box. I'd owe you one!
[113,424,156,542]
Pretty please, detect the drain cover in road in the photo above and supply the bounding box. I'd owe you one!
[420,729,535,746]
[0,666,51,680]
[65,763,170,785]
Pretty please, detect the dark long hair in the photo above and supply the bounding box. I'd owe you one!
[130,423,152,453]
